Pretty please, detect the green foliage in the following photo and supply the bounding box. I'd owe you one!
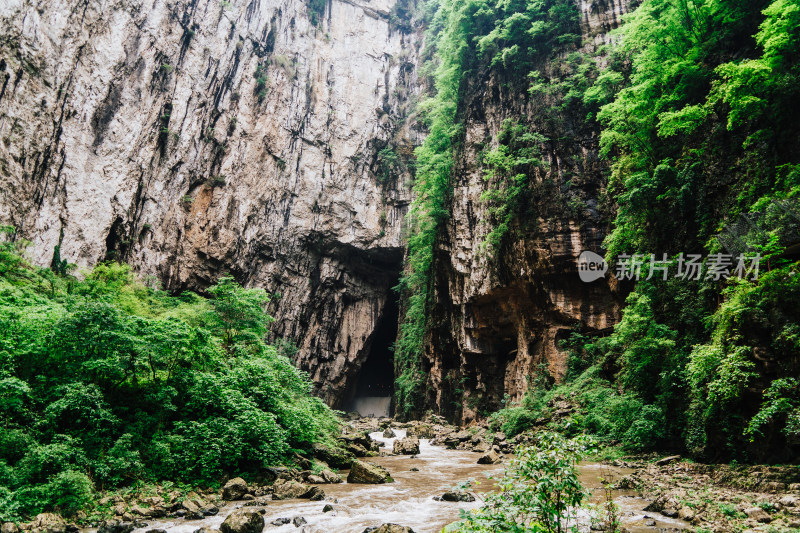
[480,119,546,252]
[453,432,591,533]
[0,243,340,521]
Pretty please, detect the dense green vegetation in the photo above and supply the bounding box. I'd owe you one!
[0,229,340,521]
[485,0,800,462]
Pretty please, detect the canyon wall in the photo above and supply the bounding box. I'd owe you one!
[0,0,419,407]
[421,0,631,422]
[0,0,627,418]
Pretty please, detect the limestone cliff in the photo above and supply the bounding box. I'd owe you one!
[0,0,419,407]
[0,0,626,417]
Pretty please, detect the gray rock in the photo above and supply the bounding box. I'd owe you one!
[222,478,249,501]
[392,436,420,455]
[219,511,264,533]
[291,517,306,527]
[347,461,393,484]
[477,450,501,464]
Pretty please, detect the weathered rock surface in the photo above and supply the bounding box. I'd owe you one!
[477,450,501,465]
[363,525,415,533]
[271,480,310,500]
[219,511,264,533]
[222,477,249,501]
[32,515,66,533]
[434,491,475,502]
[347,460,393,484]
[392,435,419,455]
[419,0,631,423]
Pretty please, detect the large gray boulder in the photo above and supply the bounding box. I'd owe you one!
[219,511,264,533]
[392,436,420,455]
[222,477,249,500]
[33,514,67,533]
[363,525,416,533]
[347,460,393,484]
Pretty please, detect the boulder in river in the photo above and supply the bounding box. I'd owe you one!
[434,491,476,502]
[97,520,135,533]
[477,450,501,464]
[347,460,393,483]
[305,486,326,501]
[219,511,264,533]
[192,528,219,533]
[363,525,416,533]
[382,428,396,438]
[392,436,420,455]
[272,480,311,500]
[292,517,307,527]
[222,477,249,500]
[321,469,343,483]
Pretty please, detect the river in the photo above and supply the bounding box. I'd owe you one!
[133,430,690,532]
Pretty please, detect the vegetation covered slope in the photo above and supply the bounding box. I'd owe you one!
[0,228,340,520]
[404,0,800,462]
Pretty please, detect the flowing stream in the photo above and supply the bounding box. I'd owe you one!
[134,430,690,533]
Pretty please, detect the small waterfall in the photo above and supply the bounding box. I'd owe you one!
[351,396,392,417]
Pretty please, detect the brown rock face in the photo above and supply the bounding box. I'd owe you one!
[418,0,631,423]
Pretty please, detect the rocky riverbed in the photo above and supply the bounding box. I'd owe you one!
[5,417,800,533]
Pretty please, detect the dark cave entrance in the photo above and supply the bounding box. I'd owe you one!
[345,290,399,417]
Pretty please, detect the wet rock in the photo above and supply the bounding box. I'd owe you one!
[363,525,416,533]
[322,504,334,513]
[410,467,419,472]
[270,519,290,526]
[477,450,501,464]
[313,444,355,470]
[393,436,420,455]
[222,478,249,500]
[147,530,168,533]
[744,508,771,523]
[434,491,476,502]
[32,516,66,533]
[444,430,472,449]
[655,456,681,466]
[304,486,326,501]
[272,480,311,500]
[219,511,264,533]
[97,521,135,533]
[202,506,220,516]
[291,517,306,527]
[192,528,218,533]
[661,508,678,518]
[306,474,326,484]
[347,460,393,484]
[321,469,343,484]
[382,428,396,438]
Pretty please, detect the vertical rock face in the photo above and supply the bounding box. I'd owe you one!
[422,0,632,423]
[0,0,419,407]
[0,0,628,418]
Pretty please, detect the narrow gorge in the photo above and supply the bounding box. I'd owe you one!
[0,0,627,420]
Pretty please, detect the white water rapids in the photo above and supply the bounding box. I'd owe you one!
[124,430,690,532]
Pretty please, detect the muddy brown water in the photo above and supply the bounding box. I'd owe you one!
[132,430,690,533]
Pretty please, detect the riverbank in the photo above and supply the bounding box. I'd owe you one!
[4,417,800,533]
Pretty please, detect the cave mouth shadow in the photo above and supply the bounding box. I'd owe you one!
[344,291,399,417]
